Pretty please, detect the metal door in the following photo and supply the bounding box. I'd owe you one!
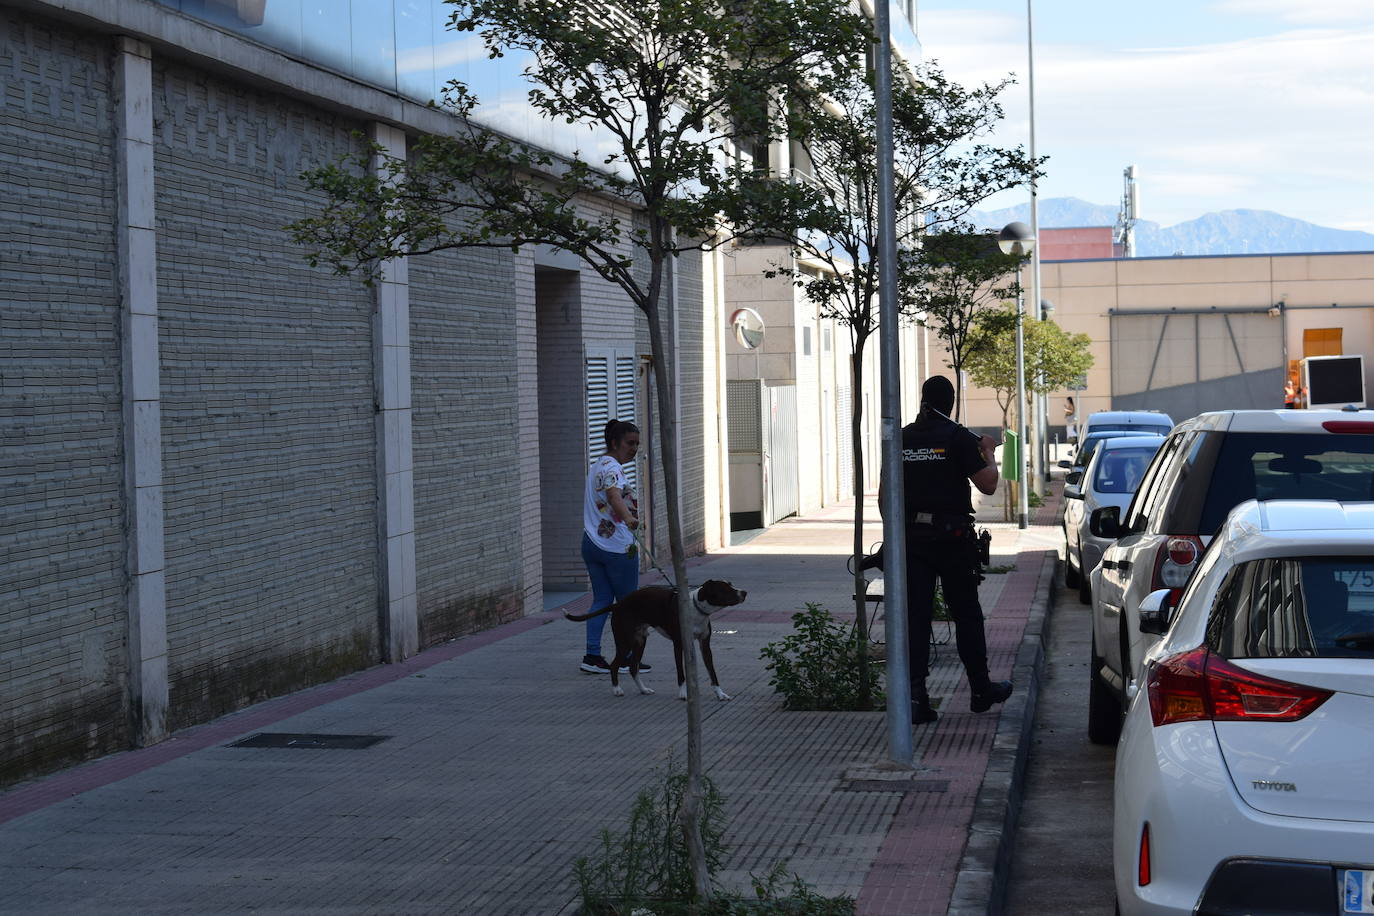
[767,384,799,524]
[1110,311,1284,417]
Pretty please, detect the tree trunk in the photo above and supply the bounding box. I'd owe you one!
[643,241,711,901]
[849,345,872,709]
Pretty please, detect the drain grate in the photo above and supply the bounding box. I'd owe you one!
[228,733,390,750]
[842,778,949,794]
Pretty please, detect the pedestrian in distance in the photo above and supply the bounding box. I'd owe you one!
[886,375,1013,724]
[1064,396,1077,441]
[578,419,651,675]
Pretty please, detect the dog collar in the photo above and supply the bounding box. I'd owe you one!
[691,587,712,616]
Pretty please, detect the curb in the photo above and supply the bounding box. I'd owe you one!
[948,550,1057,915]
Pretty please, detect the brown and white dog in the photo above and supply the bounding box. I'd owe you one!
[564,579,747,701]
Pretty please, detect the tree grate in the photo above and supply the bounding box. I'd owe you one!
[841,778,949,794]
[227,733,390,750]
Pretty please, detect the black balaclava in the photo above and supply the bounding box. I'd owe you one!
[920,376,956,418]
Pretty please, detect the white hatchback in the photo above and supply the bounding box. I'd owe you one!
[1114,499,1374,916]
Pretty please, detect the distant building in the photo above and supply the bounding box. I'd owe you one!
[957,250,1374,436]
[1038,226,1119,260]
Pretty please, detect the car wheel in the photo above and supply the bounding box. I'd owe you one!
[1064,539,1081,588]
[1077,553,1092,605]
[1088,636,1122,745]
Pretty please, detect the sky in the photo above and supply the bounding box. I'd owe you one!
[913,0,1374,231]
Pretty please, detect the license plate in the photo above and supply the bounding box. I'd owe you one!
[1344,870,1374,914]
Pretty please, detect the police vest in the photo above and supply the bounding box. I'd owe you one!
[900,414,980,519]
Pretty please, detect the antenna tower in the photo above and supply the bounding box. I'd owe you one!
[1114,165,1139,257]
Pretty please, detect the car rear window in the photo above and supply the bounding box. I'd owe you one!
[1092,446,1157,493]
[1195,433,1374,534]
[1206,558,1374,659]
[1088,423,1170,437]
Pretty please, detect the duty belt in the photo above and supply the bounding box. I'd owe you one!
[909,511,974,535]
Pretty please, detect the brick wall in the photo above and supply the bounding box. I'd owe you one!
[409,243,525,644]
[152,61,380,730]
[1,5,724,782]
[0,12,129,782]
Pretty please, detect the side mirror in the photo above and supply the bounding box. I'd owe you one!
[1138,588,1177,635]
[1065,470,1083,486]
[1064,483,1083,499]
[1057,459,1072,469]
[1089,505,1121,539]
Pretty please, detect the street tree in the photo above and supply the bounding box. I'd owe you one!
[902,227,1025,419]
[771,62,1039,703]
[964,306,1094,517]
[287,0,869,901]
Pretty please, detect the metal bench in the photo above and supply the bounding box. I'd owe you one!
[856,576,951,655]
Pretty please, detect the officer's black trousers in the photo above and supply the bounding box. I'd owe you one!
[904,533,991,695]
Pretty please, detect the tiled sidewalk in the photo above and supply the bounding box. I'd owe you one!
[1,482,1062,915]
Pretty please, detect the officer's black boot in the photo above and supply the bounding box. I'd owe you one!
[911,683,938,725]
[970,679,1013,713]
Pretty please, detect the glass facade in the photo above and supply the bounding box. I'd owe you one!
[154,0,598,157]
[155,0,917,165]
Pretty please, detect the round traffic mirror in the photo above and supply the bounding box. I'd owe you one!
[731,307,764,349]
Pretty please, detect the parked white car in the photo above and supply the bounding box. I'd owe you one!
[1114,498,1374,916]
[1087,408,1374,744]
[1063,434,1164,604]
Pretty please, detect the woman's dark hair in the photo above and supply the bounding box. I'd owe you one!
[604,419,640,449]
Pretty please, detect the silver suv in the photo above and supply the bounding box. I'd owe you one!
[1086,408,1374,744]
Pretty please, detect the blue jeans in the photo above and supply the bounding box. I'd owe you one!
[581,532,639,656]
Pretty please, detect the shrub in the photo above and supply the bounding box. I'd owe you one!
[573,759,854,914]
[759,604,885,711]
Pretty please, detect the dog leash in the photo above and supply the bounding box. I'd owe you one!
[629,524,679,593]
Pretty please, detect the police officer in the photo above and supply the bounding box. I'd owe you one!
[891,376,1012,724]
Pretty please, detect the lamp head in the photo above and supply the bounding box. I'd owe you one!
[998,221,1036,257]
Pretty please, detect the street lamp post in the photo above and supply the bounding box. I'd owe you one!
[1039,298,1054,481]
[998,221,1035,529]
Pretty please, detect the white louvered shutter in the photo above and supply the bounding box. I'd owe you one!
[585,347,639,492]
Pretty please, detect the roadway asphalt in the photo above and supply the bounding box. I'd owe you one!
[1,480,1063,915]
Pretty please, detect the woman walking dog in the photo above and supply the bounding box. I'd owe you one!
[578,419,650,675]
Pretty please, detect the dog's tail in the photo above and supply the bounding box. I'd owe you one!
[564,604,614,622]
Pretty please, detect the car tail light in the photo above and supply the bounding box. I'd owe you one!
[1137,822,1152,886]
[1152,535,1203,599]
[1321,420,1374,434]
[1146,646,1333,727]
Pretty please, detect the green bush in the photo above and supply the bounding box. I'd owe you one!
[759,604,885,711]
[573,759,854,914]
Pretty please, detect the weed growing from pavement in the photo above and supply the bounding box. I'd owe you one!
[573,758,855,914]
[759,604,885,711]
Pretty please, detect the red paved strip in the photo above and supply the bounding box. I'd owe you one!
[856,544,1051,915]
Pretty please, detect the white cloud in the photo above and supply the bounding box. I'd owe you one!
[1211,0,1374,25]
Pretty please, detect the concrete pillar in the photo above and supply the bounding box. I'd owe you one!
[371,123,419,661]
[514,249,543,616]
[115,36,168,745]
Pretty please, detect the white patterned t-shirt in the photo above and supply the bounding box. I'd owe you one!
[583,454,637,553]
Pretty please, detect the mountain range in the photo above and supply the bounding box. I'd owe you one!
[968,197,1374,258]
